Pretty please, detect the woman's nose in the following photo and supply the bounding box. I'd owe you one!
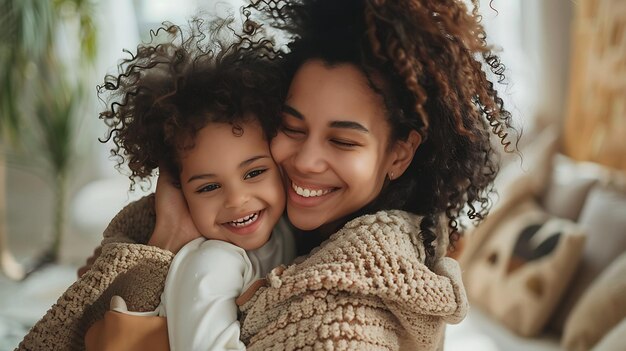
[292,139,327,174]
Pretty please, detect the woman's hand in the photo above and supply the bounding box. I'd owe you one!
[148,169,202,253]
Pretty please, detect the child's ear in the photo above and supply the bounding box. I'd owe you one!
[388,130,421,180]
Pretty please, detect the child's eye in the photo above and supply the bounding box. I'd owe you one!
[244,168,267,179]
[196,183,220,193]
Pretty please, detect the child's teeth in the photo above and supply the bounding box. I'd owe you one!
[229,212,259,227]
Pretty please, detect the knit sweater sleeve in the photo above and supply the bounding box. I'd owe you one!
[16,195,174,351]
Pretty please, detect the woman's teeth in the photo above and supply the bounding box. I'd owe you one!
[228,212,259,227]
[292,182,332,198]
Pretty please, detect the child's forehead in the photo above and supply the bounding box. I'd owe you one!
[202,118,264,138]
[182,120,270,156]
[199,111,265,134]
[177,120,272,178]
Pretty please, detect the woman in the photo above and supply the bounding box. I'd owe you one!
[226,1,514,349]
[17,0,516,350]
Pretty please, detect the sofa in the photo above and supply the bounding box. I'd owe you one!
[454,126,626,351]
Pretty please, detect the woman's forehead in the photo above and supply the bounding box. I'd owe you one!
[287,60,388,122]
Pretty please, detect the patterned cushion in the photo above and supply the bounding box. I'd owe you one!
[551,182,626,331]
[463,199,586,337]
[561,242,626,350]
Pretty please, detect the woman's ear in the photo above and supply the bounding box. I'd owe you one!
[389,130,421,179]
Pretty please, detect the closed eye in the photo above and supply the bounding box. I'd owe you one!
[331,139,359,148]
[244,168,268,179]
[281,125,305,137]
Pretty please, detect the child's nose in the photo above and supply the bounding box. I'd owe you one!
[224,188,250,209]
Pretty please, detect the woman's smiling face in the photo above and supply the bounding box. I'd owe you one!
[270,59,402,231]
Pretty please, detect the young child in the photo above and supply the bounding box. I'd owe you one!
[91,21,294,350]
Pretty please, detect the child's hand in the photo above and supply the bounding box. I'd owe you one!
[148,168,202,253]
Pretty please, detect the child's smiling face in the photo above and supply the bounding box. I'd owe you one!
[179,119,285,251]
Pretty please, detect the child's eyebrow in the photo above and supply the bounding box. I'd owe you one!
[186,155,271,183]
[239,155,270,168]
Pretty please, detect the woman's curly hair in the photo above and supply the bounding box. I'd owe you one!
[98,18,285,188]
[245,0,519,266]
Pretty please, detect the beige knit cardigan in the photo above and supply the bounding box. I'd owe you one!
[16,195,468,351]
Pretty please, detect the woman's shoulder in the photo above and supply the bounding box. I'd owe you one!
[102,194,156,245]
[242,209,467,330]
[273,210,428,281]
[342,209,422,234]
[326,209,427,263]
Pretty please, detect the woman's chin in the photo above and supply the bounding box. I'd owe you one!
[286,209,324,231]
[286,209,346,238]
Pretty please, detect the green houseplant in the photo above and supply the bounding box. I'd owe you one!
[0,0,97,277]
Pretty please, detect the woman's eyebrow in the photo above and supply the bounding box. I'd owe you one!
[284,104,369,133]
[329,121,369,133]
[283,105,303,119]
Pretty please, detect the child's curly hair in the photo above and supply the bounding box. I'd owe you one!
[245,0,519,266]
[98,18,285,188]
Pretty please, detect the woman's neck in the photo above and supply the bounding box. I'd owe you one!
[294,214,361,256]
[316,220,342,239]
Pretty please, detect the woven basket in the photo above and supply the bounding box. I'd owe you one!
[563,0,626,172]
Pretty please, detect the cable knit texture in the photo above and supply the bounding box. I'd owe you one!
[15,198,468,351]
[16,195,173,351]
[240,210,468,351]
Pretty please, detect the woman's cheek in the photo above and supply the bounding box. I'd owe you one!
[270,134,291,164]
[338,150,378,177]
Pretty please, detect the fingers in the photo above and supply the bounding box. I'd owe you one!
[151,168,202,253]
[157,167,180,188]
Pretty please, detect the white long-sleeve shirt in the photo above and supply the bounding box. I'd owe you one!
[155,220,295,350]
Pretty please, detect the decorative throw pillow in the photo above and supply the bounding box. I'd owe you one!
[590,317,626,351]
[464,198,586,337]
[561,253,626,350]
[550,182,626,331]
[540,154,600,221]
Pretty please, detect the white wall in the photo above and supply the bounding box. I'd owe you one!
[479,0,574,133]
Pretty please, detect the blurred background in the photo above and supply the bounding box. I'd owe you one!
[1,0,624,350]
